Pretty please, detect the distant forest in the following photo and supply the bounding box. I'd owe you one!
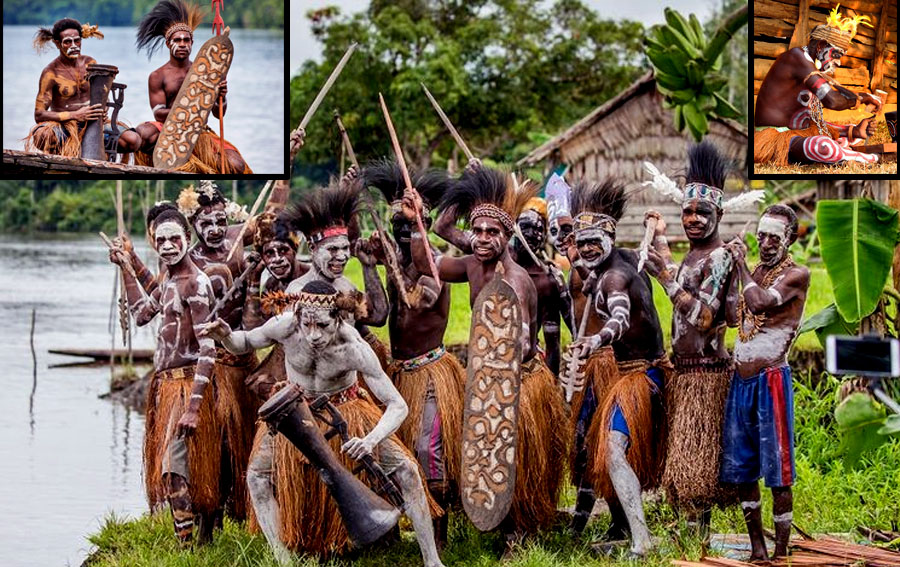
[3,0,284,29]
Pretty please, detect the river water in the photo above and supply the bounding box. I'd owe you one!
[0,234,157,567]
[2,26,284,175]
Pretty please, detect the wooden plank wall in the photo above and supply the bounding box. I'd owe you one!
[753,0,897,111]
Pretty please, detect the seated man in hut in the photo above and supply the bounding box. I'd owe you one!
[132,0,251,173]
[27,18,142,159]
[754,6,883,166]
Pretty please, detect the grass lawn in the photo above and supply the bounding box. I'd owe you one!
[85,254,900,567]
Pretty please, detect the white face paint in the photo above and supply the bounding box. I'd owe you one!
[194,206,228,249]
[311,235,351,280]
[757,215,790,266]
[299,308,339,350]
[154,221,188,265]
[575,228,613,270]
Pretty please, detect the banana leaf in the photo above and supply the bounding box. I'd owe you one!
[798,303,858,348]
[835,392,887,470]
[817,199,899,323]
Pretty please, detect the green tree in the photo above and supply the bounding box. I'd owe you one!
[291,0,646,173]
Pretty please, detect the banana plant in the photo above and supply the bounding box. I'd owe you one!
[644,4,747,141]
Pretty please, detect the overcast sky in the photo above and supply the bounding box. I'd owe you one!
[290,0,720,75]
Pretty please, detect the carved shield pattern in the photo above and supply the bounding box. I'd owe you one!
[153,31,234,170]
[461,274,523,531]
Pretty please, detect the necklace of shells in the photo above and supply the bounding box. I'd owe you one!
[737,255,794,342]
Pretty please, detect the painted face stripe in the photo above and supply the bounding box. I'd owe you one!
[767,367,793,486]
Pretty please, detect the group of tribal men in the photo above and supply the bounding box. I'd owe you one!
[27,0,251,173]
[107,134,809,566]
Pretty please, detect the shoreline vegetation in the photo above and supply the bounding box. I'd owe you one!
[84,366,900,567]
[2,0,284,29]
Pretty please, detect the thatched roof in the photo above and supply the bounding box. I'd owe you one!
[518,71,748,168]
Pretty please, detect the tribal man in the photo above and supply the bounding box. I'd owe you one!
[642,142,761,532]
[238,214,309,427]
[27,19,142,158]
[511,197,571,376]
[108,206,220,544]
[363,160,465,548]
[133,0,251,173]
[722,205,809,561]
[407,164,568,550]
[568,179,670,558]
[755,6,882,166]
[199,280,444,566]
[281,173,391,369]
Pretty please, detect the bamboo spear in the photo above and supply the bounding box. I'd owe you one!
[377,93,440,284]
[211,0,227,173]
[335,110,411,308]
[290,43,358,163]
[421,83,475,161]
[115,181,129,348]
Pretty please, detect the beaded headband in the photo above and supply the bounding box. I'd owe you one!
[683,182,724,208]
[573,212,616,235]
[165,23,193,42]
[295,291,337,311]
[469,204,514,234]
[309,225,348,245]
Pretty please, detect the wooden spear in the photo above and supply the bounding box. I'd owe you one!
[290,43,358,163]
[212,0,227,173]
[421,82,475,161]
[225,179,274,263]
[335,110,411,308]
[377,93,440,284]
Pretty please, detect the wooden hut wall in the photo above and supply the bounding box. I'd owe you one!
[552,88,752,242]
[753,0,898,109]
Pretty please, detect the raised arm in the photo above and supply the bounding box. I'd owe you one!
[591,272,632,348]
[241,259,268,330]
[433,206,473,253]
[109,242,161,326]
[650,247,733,333]
[199,312,287,354]
[731,247,809,314]
[176,278,219,437]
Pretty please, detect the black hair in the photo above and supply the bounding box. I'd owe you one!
[153,208,191,236]
[34,18,82,52]
[570,178,628,222]
[302,279,337,295]
[272,219,298,250]
[147,201,178,228]
[686,141,729,191]
[280,182,360,240]
[439,166,536,229]
[763,204,800,245]
[363,158,449,209]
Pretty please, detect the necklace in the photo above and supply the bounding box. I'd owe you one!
[738,255,794,342]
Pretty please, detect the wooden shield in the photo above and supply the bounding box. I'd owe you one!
[153,30,234,170]
[461,273,523,531]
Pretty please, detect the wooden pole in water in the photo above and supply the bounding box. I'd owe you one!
[29,307,37,432]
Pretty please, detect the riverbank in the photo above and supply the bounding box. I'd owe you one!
[83,369,900,567]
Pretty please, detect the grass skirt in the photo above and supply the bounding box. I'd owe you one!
[569,346,621,482]
[509,357,569,533]
[662,357,737,512]
[213,349,259,520]
[588,357,672,500]
[143,366,221,517]
[753,124,839,166]
[134,126,252,173]
[24,120,133,163]
[271,388,440,556]
[389,349,465,485]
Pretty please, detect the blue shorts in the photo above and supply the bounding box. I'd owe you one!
[609,366,665,437]
[720,365,795,488]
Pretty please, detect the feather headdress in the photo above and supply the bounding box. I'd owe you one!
[570,178,628,236]
[280,182,360,245]
[810,4,873,51]
[176,181,248,221]
[362,158,449,212]
[136,0,205,59]
[643,141,763,213]
[33,19,104,53]
[439,166,538,235]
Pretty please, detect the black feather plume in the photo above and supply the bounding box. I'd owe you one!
[279,182,360,239]
[686,141,729,189]
[570,178,629,222]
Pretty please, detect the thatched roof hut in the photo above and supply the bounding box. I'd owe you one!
[753,0,897,112]
[518,71,752,242]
